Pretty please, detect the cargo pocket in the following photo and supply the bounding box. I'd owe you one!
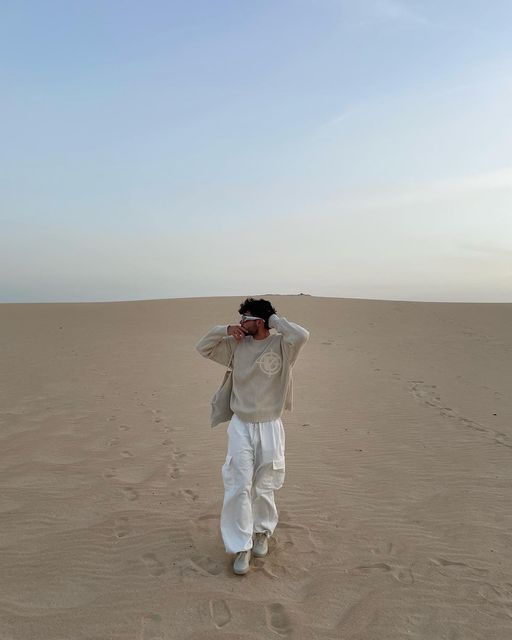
[221,454,233,488]
[271,458,286,490]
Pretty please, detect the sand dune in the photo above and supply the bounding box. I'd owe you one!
[1,295,511,639]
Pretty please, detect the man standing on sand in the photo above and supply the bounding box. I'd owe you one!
[196,298,309,575]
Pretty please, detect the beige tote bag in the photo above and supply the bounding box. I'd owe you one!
[210,353,234,428]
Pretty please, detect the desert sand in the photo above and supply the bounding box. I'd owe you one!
[1,294,511,639]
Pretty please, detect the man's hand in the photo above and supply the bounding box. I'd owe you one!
[227,325,248,341]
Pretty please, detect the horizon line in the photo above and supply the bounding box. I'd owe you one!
[1,293,511,306]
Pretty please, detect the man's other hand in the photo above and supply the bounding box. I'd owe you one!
[227,325,248,341]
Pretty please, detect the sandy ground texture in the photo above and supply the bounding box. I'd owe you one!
[1,294,512,640]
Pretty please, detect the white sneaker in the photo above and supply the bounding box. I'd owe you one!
[233,550,251,575]
[252,532,269,558]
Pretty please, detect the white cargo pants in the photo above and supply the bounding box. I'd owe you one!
[221,414,285,554]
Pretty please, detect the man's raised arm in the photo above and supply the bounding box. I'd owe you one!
[268,314,310,364]
[196,325,236,367]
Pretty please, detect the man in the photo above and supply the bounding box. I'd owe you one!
[196,298,309,575]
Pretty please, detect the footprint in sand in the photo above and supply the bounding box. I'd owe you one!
[253,558,287,579]
[409,381,512,449]
[194,513,218,535]
[189,555,223,576]
[197,513,217,522]
[140,613,164,640]
[142,553,166,577]
[431,557,487,577]
[114,517,130,538]
[151,409,163,423]
[109,436,120,446]
[266,603,293,636]
[103,468,116,479]
[355,562,414,584]
[122,487,138,501]
[495,432,512,449]
[119,424,130,431]
[478,582,512,618]
[371,542,394,555]
[210,599,231,628]
[409,381,441,408]
[168,465,181,480]
[180,489,199,502]
[276,520,319,555]
[120,450,133,458]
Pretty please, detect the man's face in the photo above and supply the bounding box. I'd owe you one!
[239,311,261,335]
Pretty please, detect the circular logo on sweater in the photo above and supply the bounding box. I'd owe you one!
[256,349,282,377]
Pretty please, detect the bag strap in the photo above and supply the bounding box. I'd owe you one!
[227,346,235,370]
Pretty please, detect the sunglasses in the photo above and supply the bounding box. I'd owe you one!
[240,315,262,323]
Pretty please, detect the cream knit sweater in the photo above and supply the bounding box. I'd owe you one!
[196,314,309,423]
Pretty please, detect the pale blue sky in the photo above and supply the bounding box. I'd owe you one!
[1,0,511,302]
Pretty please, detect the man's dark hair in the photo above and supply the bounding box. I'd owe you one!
[238,298,276,329]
